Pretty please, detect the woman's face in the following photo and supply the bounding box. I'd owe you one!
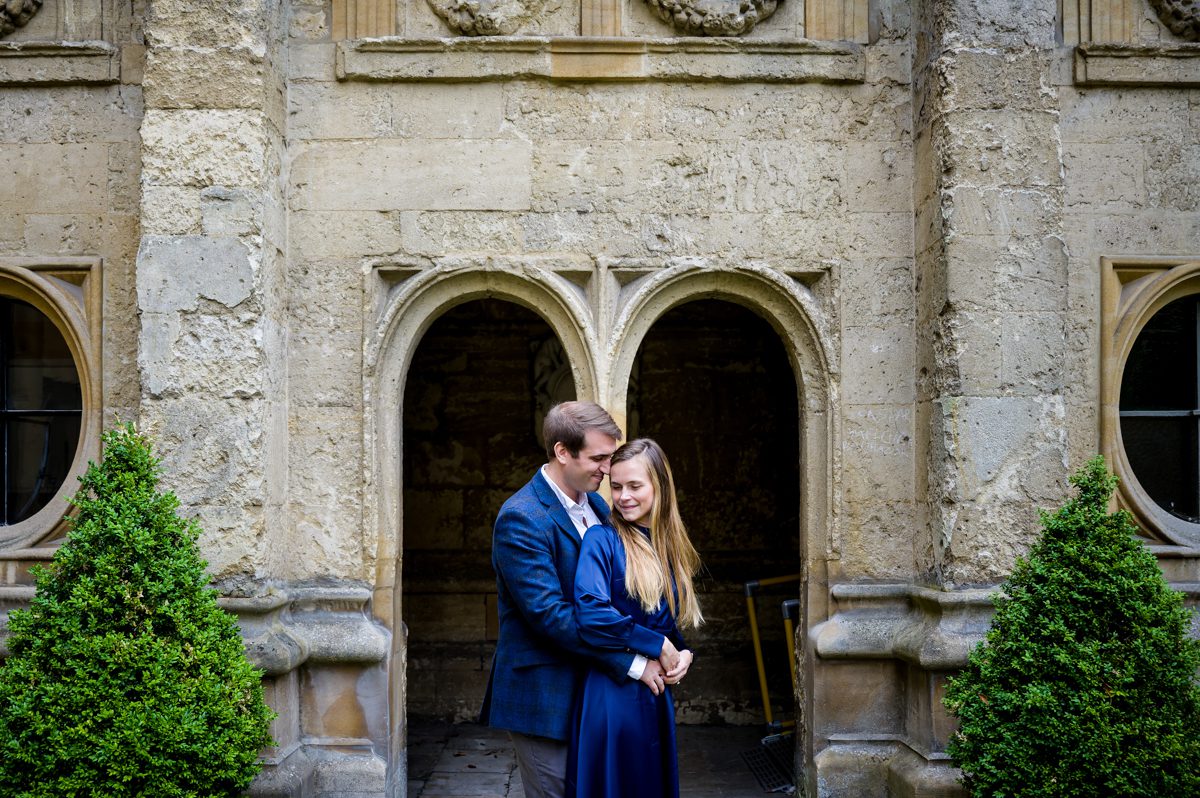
[610,456,655,528]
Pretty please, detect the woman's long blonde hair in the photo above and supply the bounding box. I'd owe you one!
[609,439,703,629]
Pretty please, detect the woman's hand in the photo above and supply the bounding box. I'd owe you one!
[658,637,680,673]
[665,650,693,684]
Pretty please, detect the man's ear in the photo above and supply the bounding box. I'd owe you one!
[552,441,570,464]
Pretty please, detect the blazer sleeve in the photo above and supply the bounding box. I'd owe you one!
[493,506,635,680]
[574,527,667,660]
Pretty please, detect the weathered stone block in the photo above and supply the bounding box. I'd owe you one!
[942,110,1062,188]
[291,210,402,262]
[843,142,912,213]
[23,213,105,253]
[291,140,533,211]
[1060,87,1189,143]
[839,500,918,580]
[142,0,271,50]
[1064,141,1148,210]
[141,109,268,188]
[843,405,915,503]
[842,324,916,404]
[841,259,914,325]
[137,234,254,313]
[0,142,106,212]
[144,47,265,109]
[290,330,364,409]
[0,85,140,143]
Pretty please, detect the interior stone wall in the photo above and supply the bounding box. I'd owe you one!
[629,298,800,724]
[402,298,567,722]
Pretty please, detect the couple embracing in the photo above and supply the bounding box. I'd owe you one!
[479,401,704,798]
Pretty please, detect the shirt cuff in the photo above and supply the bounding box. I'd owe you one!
[627,654,648,680]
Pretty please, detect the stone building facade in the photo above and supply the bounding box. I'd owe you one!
[2,0,1199,793]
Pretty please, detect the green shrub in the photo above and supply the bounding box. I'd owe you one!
[0,424,275,797]
[944,456,1200,797]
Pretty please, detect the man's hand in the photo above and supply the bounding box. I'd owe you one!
[658,637,680,673]
[665,649,693,684]
[639,658,666,696]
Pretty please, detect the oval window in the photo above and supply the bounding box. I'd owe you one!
[1120,294,1200,525]
[2,297,82,525]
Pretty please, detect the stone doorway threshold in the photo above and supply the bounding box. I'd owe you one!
[407,721,785,797]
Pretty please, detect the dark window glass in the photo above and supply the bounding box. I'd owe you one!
[2,298,83,525]
[1120,298,1196,411]
[1120,295,1200,524]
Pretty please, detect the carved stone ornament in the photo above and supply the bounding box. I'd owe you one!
[644,0,777,36]
[0,0,43,37]
[1149,0,1200,40]
[426,0,547,35]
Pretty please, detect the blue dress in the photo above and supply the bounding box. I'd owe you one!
[566,524,688,798]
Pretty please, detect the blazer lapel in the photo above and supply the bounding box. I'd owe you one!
[532,470,583,547]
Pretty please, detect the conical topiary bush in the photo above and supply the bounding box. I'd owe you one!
[0,424,275,796]
[944,455,1200,797]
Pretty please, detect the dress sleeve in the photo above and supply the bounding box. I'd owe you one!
[574,526,667,660]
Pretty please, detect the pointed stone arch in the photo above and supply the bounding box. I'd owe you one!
[364,265,598,792]
[604,262,835,775]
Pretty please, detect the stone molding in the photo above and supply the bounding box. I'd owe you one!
[1,584,390,670]
[811,578,1200,669]
[1074,42,1200,85]
[336,36,865,82]
[810,583,995,670]
[224,586,391,676]
[0,258,102,551]
[0,40,119,84]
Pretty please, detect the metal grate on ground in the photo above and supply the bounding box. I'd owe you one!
[740,732,796,794]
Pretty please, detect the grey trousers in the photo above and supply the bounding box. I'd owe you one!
[509,730,568,798]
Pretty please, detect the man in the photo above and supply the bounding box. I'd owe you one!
[480,401,668,798]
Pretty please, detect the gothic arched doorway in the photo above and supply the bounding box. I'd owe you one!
[401,298,575,723]
[627,298,801,727]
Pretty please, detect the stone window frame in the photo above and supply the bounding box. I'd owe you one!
[0,258,102,551]
[1100,256,1200,547]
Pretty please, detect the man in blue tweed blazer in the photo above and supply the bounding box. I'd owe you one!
[480,401,667,798]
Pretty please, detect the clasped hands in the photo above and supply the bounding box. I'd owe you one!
[639,638,693,696]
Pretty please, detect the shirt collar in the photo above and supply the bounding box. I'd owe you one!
[540,464,589,514]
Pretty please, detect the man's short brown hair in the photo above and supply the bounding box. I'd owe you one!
[543,401,623,461]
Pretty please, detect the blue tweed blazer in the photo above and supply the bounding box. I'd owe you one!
[479,469,635,741]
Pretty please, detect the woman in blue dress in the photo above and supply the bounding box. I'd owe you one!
[566,438,704,798]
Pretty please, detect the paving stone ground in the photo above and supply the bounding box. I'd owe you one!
[407,721,786,797]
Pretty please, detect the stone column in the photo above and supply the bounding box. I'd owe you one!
[135,0,288,586]
[914,0,1070,592]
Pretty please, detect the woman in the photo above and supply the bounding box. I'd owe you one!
[566,438,704,798]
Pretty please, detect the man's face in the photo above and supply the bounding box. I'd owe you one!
[555,429,618,496]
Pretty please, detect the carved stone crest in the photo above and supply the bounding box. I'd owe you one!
[643,0,777,36]
[0,0,43,37]
[426,0,547,35]
[1149,0,1200,40]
